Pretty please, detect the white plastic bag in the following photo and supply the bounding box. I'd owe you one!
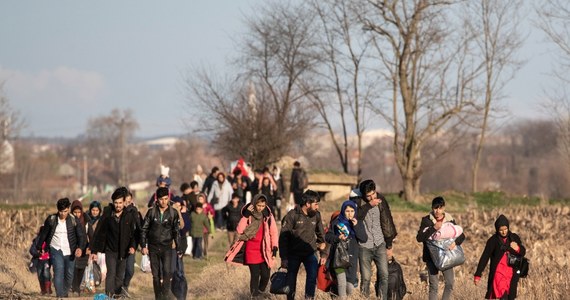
[96,253,107,282]
[81,259,96,293]
[140,254,152,273]
[426,238,465,271]
[185,236,193,256]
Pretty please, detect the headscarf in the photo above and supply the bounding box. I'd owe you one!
[71,200,86,226]
[88,200,102,224]
[494,214,510,233]
[336,200,357,238]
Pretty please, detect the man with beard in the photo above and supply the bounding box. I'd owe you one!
[141,187,182,300]
[90,188,138,298]
[279,190,326,300]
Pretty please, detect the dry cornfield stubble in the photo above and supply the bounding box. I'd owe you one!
[1,205,569,299]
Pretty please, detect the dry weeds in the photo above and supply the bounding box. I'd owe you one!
[1,205,569,299]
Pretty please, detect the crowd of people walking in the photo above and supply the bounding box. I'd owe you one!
[30,160,528,300]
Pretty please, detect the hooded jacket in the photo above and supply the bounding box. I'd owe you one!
[474,215,526,299]
[224,199,279,267]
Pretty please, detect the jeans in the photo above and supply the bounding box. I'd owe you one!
[123,253,135,289]
[248,263,270,296]
[214,209,225,229]
[149,246,174,300]
[286,254,319,300]
[49,247,75,297]
[192,237,204,258]
[105,251,127,296]
[427,260,454,300]
[37,260,51,283]
[359,244,389,299]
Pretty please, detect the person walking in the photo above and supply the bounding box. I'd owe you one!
[208,172,233,230]
[474,215,526,300]
[289,161,308,206]
[325,200,367,299]
[141,187,183,300]
[90,188,138,298]
[36,198,87,298]
[279,190,327,300]
[354,179,398,299]
[416,196,465,300]
[224,194,279,298]
[70,200,91,296]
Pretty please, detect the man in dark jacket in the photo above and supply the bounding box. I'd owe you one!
[201,166,219,195]
[36,198,87,298]
[279,190,326,300]
[289,161,307,206]
[90,187,138,297]
[354,179,397,299]
[416,196,465,300]
[121,188,143,297]
[141,187,182,300]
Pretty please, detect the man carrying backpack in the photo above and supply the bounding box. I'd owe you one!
[289,161,308,206]
[36,198,87,298]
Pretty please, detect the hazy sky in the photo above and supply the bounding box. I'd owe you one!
[0,1,556,138]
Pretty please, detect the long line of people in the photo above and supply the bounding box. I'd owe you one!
[30,161,527,300]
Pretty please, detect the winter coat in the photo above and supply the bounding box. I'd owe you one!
[279,206,326,259]
[354,191,397,248]
[90,205,138,259]
[416,212,466,263]
[475,215,526,299]
[189,212,210,238]
[141,205,181,252]
[224,203,278,267]
[208,180,233,211]
[36,214,87,259]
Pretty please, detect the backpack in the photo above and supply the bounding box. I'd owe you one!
[388,257,407,300]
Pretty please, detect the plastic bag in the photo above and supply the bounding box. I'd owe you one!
[141,254,152,273]
[185,236,193,256]
[96,253,107,282]
[81,259,96,293]
[317,264,334,292]
[92,261,102,287]
[426,238,465,271]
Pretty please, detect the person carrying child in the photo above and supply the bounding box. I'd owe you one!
[325,200,367,299]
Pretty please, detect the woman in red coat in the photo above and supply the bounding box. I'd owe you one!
[474,215,526,299]
[224,194,279,297]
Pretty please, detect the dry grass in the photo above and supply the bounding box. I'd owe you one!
[1,205,569,299]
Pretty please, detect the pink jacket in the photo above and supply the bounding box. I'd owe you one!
[224,203,278,267]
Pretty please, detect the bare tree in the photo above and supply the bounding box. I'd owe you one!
[537,0,570,170]
[358,0,481,201]
[467,0,525,192]
[186,1,315,168]
[85,109,138,186]
[303,0,378,181]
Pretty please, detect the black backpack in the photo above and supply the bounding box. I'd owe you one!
[388,257,407,300]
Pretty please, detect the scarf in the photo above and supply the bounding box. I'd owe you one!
[336,200,357,238]
[241,209,263,240]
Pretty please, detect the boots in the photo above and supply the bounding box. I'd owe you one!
[39,281,46,295]
[44,281,52,295]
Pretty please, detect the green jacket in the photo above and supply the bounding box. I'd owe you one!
[190,212,211,238]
